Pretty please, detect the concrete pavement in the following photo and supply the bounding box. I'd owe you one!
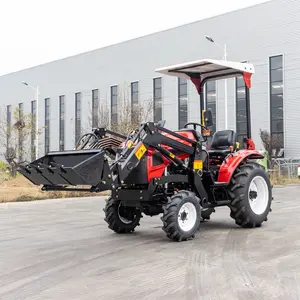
[0,186,300,300]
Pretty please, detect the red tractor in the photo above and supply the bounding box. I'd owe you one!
[18,58,273,242]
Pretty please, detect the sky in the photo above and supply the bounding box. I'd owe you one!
[0,0,269,76]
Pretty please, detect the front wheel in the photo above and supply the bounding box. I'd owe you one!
[228,161,272,228]
[103,197,141,233]
[161,190,201,242]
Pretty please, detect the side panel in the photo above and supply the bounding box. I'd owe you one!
[124,155,148,185]
[119,130,196,184]
[146,148,191,183]
[217,150,264,183]
[147,149,169,183]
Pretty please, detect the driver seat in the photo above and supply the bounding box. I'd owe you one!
[208,130,237,157]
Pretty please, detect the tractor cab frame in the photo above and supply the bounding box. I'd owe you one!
[155,58,255,145]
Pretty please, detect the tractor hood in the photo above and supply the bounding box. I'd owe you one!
[155,59,255,94]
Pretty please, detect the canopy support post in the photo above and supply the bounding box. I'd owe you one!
[245,85,251,139]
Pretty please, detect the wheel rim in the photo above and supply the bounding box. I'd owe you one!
[117,203,135,224]
[248,176,269,215]
[178,202,197,232]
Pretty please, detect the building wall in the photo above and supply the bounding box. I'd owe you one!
[0,0,299,160]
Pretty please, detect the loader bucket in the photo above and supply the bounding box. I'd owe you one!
[18,149,108,187]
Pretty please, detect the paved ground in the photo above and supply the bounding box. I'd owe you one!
[0,186,300,300]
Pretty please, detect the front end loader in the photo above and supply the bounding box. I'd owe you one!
[18,58,273,242]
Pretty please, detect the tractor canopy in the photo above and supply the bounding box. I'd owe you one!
[155,59,255,95]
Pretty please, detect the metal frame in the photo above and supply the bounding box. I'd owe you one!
[204,79,217,136]
[235,76,251,142]
[155,59,255,81]
[234,60,249,137]
[18,121,210,205]
[198,72,251,135]
[155,58,255,138]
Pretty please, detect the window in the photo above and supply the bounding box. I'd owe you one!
[31,101,36,160]
[45,98,50,154]
[6,105,11,152]
[18,103,24,161]
[153,77,162,122]
[59,95,65,151]
[269,55,284,156]
[92,89,99,128]
[19,103,23,114]
[111,85,118,124]
[178,78,188,129]
[75,92,81,143]
[131,81,139,117]
[235,76,248,146]
[205,80,217,137]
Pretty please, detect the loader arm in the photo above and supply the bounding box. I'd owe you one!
[110,122,196,182]
[94,122,209,201]
[19,121,209,201]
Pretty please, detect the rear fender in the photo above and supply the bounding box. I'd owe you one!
[217,150,264,184]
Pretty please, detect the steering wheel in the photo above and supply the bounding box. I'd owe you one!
[183,122,206,131]
[75,133,99,150]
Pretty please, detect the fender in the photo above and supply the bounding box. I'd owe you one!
[217,150,264,183]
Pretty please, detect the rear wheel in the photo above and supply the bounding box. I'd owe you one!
[228,161,272,228]
[103,197,141,233]
[161,190,201,242]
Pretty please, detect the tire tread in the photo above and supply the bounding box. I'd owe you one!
[228,160,272,228]
[161,190,201,242]
[103,197,141,234]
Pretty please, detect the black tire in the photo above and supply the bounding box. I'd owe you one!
[228,160,272,228]
[161,190,201,242]
[103,197,142,233]
[201,208,215,221]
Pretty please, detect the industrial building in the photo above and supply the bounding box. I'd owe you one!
[0,0,298,161]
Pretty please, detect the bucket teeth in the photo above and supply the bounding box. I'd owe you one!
[17,148,108,187]
[48,162,66,173]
